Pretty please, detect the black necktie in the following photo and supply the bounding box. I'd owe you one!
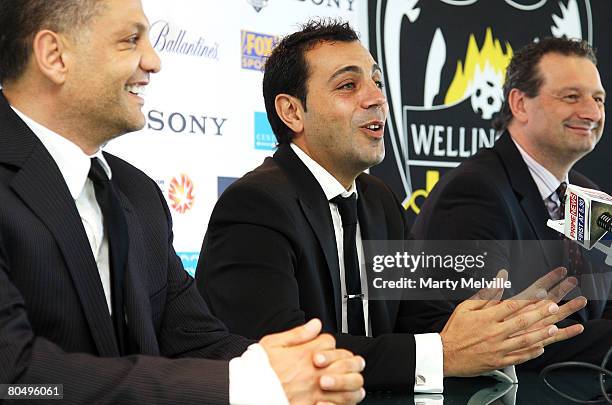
[88,158,129,354]
[331,193,366,336]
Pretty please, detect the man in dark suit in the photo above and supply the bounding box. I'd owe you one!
[196,20,588,392]
[0,1,367,404]
[412,37,612,366]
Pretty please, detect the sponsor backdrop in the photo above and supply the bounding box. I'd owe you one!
[106,0,367,276]
[367,0,612,225]
[106,1,609,275]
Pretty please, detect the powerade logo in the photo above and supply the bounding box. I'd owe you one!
[254,112,276,150]
[241,30,279,71]
[178,252,199,278]
[577,196,586,242]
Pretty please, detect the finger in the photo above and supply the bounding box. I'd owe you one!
[469,269,507,302]
[546,277,578,303]
[536,296,587,327]
[498,300,559,334]
[314,349,359,368]
[508,296,587,338]
[260,318,322,347]
[482,283,505,309]
[320,373,364,392]
[483,298,550,322]
[540,324,584,347]
[499,345,545,367]
[512,267,567,301]
[316,388,366,405]
[500,324,559,353]
[298,333,337,355]
[323,356,367,375]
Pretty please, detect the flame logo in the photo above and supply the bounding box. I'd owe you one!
[168,174,195,214]
[445,27,513,105]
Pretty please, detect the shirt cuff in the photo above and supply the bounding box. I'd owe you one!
[413,333,444,393]
[229,343,289,405]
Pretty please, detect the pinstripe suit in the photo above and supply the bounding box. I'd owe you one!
[0,92,251,404]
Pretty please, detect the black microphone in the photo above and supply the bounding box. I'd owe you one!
[597,211,612,233]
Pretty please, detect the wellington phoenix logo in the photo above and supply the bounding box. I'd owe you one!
[370,0,593,215]
[168,174,195,214]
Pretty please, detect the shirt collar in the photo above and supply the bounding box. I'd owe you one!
[511,137,569,204]
[290,143,357,201]
[11,106,112,200]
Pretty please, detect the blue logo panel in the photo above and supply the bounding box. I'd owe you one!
[218,176,238,197]
[241,30,279,71]
[178,252,200,278]
[254,111,276,151]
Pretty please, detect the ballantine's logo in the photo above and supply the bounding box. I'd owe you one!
[168,174,195,214]
[370,0,593,219]
[150,20,219,61]
[241,31,280,71]
[146,110,227,136]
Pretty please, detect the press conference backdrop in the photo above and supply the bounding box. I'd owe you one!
[105,0,610,276]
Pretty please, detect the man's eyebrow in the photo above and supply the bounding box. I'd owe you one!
[133,22,149,33]
[328,65,362,82]
[556,86,606,96]
[328,64,382,83]
[113,21,148,36]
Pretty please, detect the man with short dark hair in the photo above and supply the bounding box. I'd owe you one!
[0,1,367,403]
[196,21,587,392]
[412,37,612,366]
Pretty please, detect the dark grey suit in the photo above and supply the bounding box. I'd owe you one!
[196,144,449,391]
[0,92,252,404]
[412,132,612,367]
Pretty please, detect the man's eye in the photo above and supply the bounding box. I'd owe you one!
[594,96,606,105]
[339,82,355,90]
[375,80,385,89]
[563,94,579,102]
[126,35,139,45]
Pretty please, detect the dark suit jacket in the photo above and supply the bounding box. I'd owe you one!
[411,132,612,366]
[0,93,252,404]
[196,144,449,391]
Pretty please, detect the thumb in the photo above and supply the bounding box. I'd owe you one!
[260,318,322,348]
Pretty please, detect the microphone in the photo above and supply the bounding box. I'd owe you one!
[597,211,612,233]
[547,184,612,249]
[547,184,612,265]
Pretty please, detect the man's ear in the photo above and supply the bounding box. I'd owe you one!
[275,94,304,134]
[508,88,529,124]
[31,30,69,85]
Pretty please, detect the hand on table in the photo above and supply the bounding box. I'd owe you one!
[260,319,366,405]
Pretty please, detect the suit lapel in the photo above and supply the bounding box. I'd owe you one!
[356,178,398,334]
[112,185,160,355]
[495,133,562,269]
[0,94,119,356]
[274,145,343,331]
[11,146,120,357]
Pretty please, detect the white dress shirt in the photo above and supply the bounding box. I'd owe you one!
[512,137,569,216]
[291,143,444,393]
[12,106,288,405]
